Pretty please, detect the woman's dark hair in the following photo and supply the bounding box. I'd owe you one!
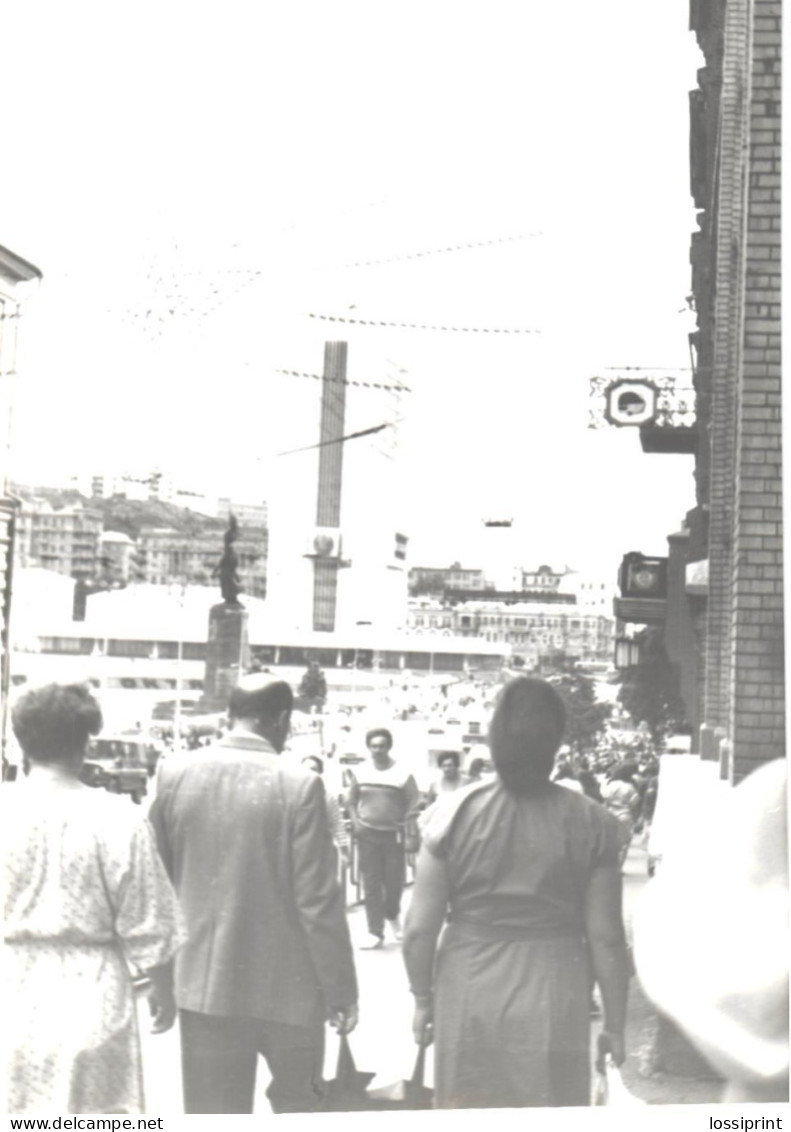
[12,683,103,765]
[365,727,393,749]
[438,751,460,769]
[468,757,486,776]
[488,677,566,795]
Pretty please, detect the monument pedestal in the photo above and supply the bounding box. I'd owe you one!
[202,603,249,713]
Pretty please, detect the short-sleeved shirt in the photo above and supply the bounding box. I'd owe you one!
[421,779,621,936]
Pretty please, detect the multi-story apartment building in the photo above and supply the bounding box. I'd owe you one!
[15,499,103,582]
[217,498,268,526]
[136,526,268,599]
[408,566,454,597]
[411,562,574,598]
[98,531,136,585]
[520,565,564,593]
[447,564,489,592]
[407,596,613,667]
[407,561,614,666]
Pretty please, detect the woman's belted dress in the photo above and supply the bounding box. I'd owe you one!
[421,780,620,1108]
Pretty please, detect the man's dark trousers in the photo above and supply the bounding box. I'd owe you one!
[356,826,404,938]
[179,1010,325,1113]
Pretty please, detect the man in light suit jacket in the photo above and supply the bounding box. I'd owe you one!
[149,676,358,1114]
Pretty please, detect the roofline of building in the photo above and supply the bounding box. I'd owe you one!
[27,614,511,654]
[0,245,43,296]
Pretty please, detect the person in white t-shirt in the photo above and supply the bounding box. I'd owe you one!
[347,728,419,949]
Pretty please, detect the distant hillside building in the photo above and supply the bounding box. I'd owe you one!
[520,565,565,594]
[15,499,103,582]
[409,563,489,597]
[136,525,268,599]
[408,562,609,605]
[87,473,151,502]
[81,471,217,515]
[409,566,453,597]
[217,498,268,526]
[562,572,617,613]
[99,531,136,584]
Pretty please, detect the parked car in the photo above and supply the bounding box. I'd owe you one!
[79,736,150,803]
[151,694,202,721]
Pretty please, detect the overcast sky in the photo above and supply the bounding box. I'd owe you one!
[2,1,703,573]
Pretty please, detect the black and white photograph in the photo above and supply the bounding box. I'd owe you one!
[1,0,787,1123]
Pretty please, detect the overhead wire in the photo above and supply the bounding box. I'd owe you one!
[277,423,391,458]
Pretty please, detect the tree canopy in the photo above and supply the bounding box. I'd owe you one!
[616,626,687,742]
[540,653,612,754]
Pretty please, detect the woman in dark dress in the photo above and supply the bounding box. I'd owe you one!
[403,676,630,1108]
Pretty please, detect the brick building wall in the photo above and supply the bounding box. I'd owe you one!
[701,0,750,737]
[691,0,784,780]
[729,0,783,776]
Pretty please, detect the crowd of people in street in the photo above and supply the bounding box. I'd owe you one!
[4,673,787,1113]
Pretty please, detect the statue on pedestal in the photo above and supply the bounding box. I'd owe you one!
[215,515,243,607]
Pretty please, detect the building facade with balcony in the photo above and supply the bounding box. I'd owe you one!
[15,499,103,582]
[407,596,613,668]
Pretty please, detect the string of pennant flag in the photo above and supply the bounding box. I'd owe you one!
[274,368,412,393]
[341,230,543,269]
[307,313,540,335]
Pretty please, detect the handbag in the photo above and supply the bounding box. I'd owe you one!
[368,1043,434,1109]
[592,1055,645,1108]
[322,1035,434,1111]
[321,1034,376,1111]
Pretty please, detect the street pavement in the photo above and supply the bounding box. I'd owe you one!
[137,840,661,1114]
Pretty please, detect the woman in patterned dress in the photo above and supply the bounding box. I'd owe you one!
[403,676,631,1108]
[4,684,186,1114]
